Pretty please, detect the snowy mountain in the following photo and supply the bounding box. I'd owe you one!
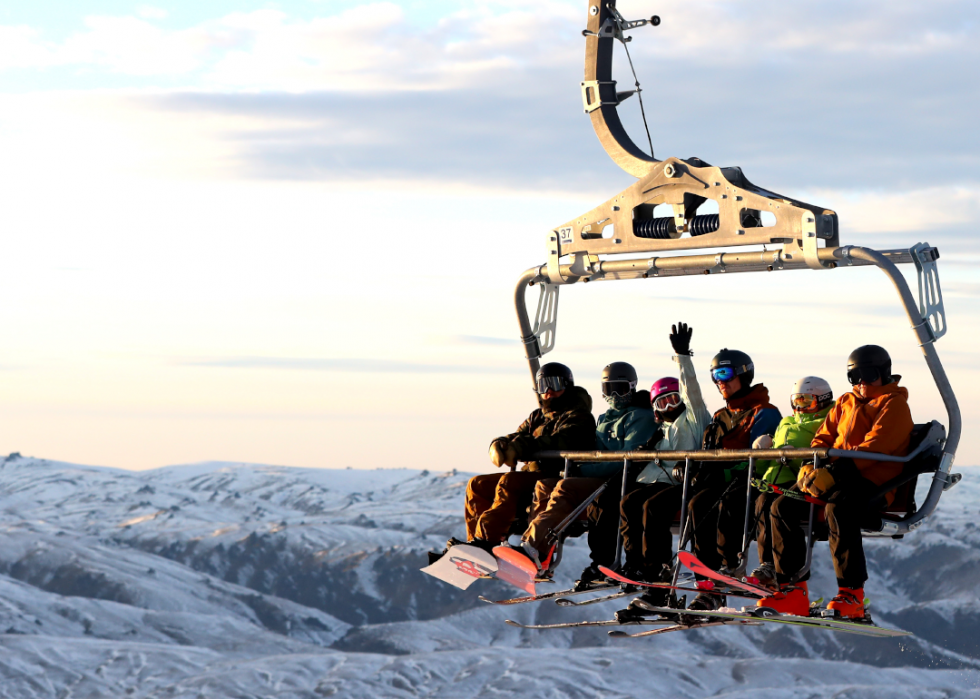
[0,453,978,697]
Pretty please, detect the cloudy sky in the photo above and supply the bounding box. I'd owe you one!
[0,0,977,471]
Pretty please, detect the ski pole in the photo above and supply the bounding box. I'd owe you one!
[738,457,755,576]
[612,457,631,570]
[671,458,692,589]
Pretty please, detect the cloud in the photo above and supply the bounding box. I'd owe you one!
[176,356,525,374]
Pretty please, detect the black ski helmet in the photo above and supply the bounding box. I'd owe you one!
[535,362,574,394]
[847,345,893,385]
[710,348,754,386]
[601,361,638,398]
[601,362,638,384]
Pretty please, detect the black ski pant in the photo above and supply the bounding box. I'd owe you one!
[771,461,881,588]
[619,482,682,577]
[687,472,749,571]
[584,469,637,568]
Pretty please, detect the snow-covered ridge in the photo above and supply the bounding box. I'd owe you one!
[0,454,977,697]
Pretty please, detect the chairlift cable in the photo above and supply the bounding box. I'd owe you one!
[620,38,654,158]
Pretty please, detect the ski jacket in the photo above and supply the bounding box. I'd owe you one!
[697,384,781,484]
[810,381,913,500]
[503,386,597,478]
[755,406,833,485]
[583,390,658,479]
[637,354,712,485]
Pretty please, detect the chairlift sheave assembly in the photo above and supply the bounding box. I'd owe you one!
[513,1,961,539]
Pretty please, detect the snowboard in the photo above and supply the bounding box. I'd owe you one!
[420,544,498,591]
[492,545,540,595]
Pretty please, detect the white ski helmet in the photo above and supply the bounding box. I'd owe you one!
[790,376,833,413]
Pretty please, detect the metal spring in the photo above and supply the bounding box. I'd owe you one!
[689,214,720,236]
[633,217,674,239]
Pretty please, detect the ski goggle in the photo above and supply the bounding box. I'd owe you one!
[846,366,881,386]
[601,380,636,398]
[711,366,737,383]
[652,392,682,412]
[535,375,569,394]
[790,393,819,412]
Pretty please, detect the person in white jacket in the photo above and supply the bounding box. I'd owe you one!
[615,323,711,606]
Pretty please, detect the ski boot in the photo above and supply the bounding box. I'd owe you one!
[681,591,727,625]
[573,564,607,592]
[825,587,866,620]
[756,581,809,617]
[748,562,776,588]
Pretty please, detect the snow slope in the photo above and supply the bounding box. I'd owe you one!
[0,453,977,697]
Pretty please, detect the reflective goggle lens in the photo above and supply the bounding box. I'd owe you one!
[601,380,635,397]
[536,376,569,394]
[790,393,818,411]
[847,366,880,385]
[653,392,681,411]
[711,367,736,383]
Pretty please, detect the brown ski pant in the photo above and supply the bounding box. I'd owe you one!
[465,471,543,542]
[523,477,606,555]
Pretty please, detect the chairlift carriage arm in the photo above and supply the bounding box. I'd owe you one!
[512,1,961,537]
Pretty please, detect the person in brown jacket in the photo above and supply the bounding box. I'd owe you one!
[682,348,782,614]
[443,362,596,556]
[759,345,914,619]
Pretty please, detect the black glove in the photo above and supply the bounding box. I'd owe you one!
[669,322,693,356]
[671,464,685,482]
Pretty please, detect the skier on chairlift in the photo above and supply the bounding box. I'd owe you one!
[441,362,596,558]
[517,361,658,581]
[613,322,711,614]
[757,345,914,619]
[683,348,781,615]
[750,376,834,587]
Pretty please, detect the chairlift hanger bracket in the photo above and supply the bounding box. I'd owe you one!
[511,1,961,538]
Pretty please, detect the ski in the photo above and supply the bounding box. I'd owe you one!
[635,604,911,638]
[555,590,629,607]
[599,565,738,596]
[609,618,762,638]
[504,618,674,631]
[478,583,618,606]
[676,551,770,598]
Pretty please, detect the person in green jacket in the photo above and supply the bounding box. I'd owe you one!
[750,376,834,586]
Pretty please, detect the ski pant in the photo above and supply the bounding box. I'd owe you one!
[755,490,786,566]
[465,471,543,542]
[771,462,881,588]
[584,471,637,568]
[687,471,749,571]
[523,477,607,557]
[620,482,682,578]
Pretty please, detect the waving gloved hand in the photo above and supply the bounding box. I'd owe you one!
[669,322,693,356]
[489,438,518,468]
[801,467,835,497]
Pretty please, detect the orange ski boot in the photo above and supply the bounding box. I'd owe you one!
[826,587,866,620]
[756,581,809,617]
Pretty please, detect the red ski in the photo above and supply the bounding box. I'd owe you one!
[676,551,770,598]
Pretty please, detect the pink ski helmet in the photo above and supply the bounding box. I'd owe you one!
[650,377,680,403]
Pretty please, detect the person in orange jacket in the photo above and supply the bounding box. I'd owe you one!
[758,345,914,619]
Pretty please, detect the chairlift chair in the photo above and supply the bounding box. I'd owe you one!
[518,1,961,544]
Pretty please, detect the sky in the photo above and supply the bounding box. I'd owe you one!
[0,0,977,472]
